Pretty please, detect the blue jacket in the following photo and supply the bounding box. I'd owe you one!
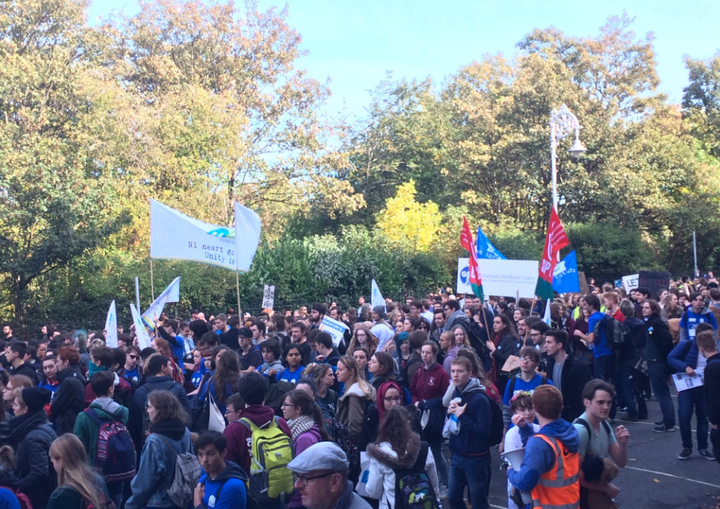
[197,461,247,509]
[448,378,492,456]
[679,307,718,342]
[668,339,701,372]
[125,428,193,509]
[508,418,580,492]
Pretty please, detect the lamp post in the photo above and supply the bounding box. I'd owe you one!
[550,104,586,211]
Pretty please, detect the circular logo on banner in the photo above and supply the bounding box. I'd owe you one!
[460,267,469,284]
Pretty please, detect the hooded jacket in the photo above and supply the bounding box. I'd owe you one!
[679,306,718,342]
[644,314,674,364]
[448,378,492,456]
[10,409,57,509]
[410,362,449,403]
[365,434,440,509]
[336,381,376,440]
[223,404,291,475]
[507,418,581,493]
[197,461,248,509]
[50,365,87,436]
[73,397,129,467]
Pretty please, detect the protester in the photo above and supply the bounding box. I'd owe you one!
[50,346,87,435]
[698,331,720,463]
[365,405,440,509]
[278,344,306,384]
[507,386,580,509]
[258,339,284,378]
[311,363,340,434]
[486,313,522,395]
[288,442,371,509]
[194,431,247,509]
[544,330,591,423]
[410,340,450,403]
[4,342,38,383]
[199,349,241,415]
[47,434,112,509]
[502,393,540,509]
[680,292,718,341]
[367,351,397,390]
[125,390,193,509]
[336,355,376,442]
[3,375,32,420]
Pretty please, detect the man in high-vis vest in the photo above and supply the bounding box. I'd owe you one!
[508,385,581,509]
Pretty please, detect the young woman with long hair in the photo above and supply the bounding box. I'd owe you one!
[365,406,440,509]
[199,349,241,415]
[151,337,184,385]
[347,325,378,356]
[367,351,397,390]
[310,363,339,436]
[47,434,111,509]
[485,313,522,394]
[453,326,471,349]
[125,390,192,509]
[335,355,375,442]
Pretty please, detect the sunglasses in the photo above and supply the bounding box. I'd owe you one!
[129,355,140,360]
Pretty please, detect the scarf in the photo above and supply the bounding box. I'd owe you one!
[333,480,355,509]
[10,410,48,444]
[150,417,187,441]
[288,415,315,441]
[88,362,108,378]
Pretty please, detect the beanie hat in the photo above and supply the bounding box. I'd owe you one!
[22,387,52,413]
[372,306,386,319]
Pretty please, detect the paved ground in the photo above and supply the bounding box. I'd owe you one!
[447,388,720,509]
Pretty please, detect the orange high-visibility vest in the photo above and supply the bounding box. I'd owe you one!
[531,434,580,509]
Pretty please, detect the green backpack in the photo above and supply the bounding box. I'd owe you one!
[240,416,295,501]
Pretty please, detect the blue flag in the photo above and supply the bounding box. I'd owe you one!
[553,250,580,293]
[476,227,506,260]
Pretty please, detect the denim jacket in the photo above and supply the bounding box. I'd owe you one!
[125,428,193,509]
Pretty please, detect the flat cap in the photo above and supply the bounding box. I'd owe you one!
[287,442,349,474]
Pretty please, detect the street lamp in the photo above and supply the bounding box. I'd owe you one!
[550,104,586,210]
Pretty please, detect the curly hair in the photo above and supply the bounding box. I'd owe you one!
[211,350,240,404]
[376,406,417,462]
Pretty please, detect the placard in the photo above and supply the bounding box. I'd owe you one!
[672,372,703,392]
[457,258,539,298]
[622,274,639,293]
[320,316,349,347]
[638,271,671,298]
[262,285,275,309]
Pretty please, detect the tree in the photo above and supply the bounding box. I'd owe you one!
[683,53,720,159]
[376,180,441,252]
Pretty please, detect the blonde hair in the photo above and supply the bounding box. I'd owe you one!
[452,326,471,348]
[50,434,108,508]
[12,388,26,412]
[338,355,373,397]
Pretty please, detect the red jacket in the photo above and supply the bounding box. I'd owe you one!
[410,363,450,403]
[224,404,291,474]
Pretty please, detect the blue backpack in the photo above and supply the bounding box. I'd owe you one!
[85,408,136,482]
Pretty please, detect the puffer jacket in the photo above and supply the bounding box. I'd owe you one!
[50,365,86,436]
[336,381,376,440]
[365,434,440,509]
[11,410,57,509]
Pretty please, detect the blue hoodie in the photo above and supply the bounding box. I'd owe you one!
[508,418,580,493]
[197,460,247,509]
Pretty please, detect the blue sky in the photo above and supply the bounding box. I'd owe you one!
[88,0,720,120]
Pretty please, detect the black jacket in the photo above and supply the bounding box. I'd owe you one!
[705,353,720,426]
[644,314,674,364]
[9,362,39,385]
[10,410,57,509]
[130,375,190,451]
[545,354,592,423]
[219,328,242,350]
[50,365,87,435]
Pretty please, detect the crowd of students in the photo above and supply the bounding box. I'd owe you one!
[0,274,718,509]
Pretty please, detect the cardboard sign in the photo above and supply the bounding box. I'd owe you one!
[320,316,349,347]
[638,271,671,299]
[262,285,275,310]
[578,271,590,295]
[622,274,639,293]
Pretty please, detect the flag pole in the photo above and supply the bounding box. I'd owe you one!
[236,270,241,315]
[149,259,155,301]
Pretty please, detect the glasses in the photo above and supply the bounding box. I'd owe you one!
[281,402,295,408]
[384,396,402,403]
[519,357,536,363]
[128,355,140,360]
[296,472,336,485]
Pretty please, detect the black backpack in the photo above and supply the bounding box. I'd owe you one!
[594,316,632,353]
[459,388,503,447]
[393,441,440,509]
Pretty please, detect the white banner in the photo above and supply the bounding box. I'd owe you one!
[371,279,386,312]
[320,316,349,347]
[622,274,639,293]
[457,258,539,298]
[150,199,261,272]
[262,285,275,309]
[142,277,181,328]
[105,300,118,348]
[131,303,152,349]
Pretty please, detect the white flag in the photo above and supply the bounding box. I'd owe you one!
[142,277,181,328]
[105,300,118,348]
[543,300,552,326]
[234,201,262,272]
[371,279,386,312]
[131,303,152,349]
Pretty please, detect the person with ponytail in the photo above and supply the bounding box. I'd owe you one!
[47,434,112,509]
[281,389,330,509]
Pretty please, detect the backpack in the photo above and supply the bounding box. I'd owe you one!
[240,416,295,501]
[156,433,202,508]
[1,487,32,509]
[459,388,503,446]
[507,375,548,398]
[573,417,613,456]
[332,418,360,470]
[392,442,440,509]
[594,316,632,353]
[84,408,136,482]
[401,357,422,389]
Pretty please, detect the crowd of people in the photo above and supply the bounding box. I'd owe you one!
[0,273,718,509]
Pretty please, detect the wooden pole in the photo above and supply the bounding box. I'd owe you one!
[149,259,156,301]
[236,270,242,315]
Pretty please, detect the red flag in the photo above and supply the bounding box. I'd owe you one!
[535,208,570,299]
[461,217,484,300]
